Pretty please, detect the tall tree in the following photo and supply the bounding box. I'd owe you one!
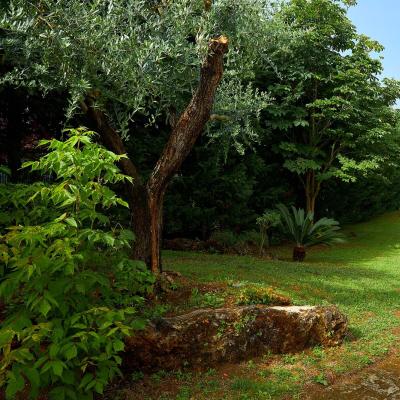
[257,0,400,213]
[1,0,284,274]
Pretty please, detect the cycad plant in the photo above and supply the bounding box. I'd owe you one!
[277,204,345,262]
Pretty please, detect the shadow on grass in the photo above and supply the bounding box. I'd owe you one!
[163,211,400,318]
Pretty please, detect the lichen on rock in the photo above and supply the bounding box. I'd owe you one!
[123,305,348,371]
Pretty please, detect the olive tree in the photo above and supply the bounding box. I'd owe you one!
[1,0,292,274]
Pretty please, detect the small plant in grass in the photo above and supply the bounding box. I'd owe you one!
[151,370,168,383]
[175,385,192,400]
[190,288,225,308]
[256,209,281,255]
[270,367,296,381]
[0,128,154,399]
[282,354,297,365]
[236,285,291,306]
[313,373,329,386]
[257,369,270,378]
[277,204,345,262]
[311,346,325,360]
[230,377,256,391]
[131,371,144,382]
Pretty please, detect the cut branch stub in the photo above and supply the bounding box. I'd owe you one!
[148,35,229,196]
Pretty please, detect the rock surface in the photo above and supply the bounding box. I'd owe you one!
[124,305,348,371]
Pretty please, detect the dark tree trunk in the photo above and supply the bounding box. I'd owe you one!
[293,246,306,262]
[83,36,229,275]
[5,90,24,182]
[306,193,316,215]
[129,188,152,266]
[305,170,322,215]
[81,97,153,267]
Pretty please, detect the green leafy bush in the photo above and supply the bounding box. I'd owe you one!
[238,230,263,247]
[0,182,57,231]
[277,204,345,262]
[0,128,154,399]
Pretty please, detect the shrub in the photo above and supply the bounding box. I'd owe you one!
[209,230,264,255]
[0,128,154,399]
[0,181,57,231]
[238,230,263,247]
[277,204,345,262]
[256,209,281,254]
[209,230,238,249]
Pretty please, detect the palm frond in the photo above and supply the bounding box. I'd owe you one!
[277,204,346,248]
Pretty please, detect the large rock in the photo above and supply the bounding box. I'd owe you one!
[124,305,348,371]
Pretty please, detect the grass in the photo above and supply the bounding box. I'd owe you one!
[124,212,400,399]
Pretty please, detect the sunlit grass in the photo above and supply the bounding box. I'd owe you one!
[156,211,400,399]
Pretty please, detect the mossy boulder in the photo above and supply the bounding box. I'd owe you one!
[124,305,348,371]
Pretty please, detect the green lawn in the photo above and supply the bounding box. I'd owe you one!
[152,212,400,399]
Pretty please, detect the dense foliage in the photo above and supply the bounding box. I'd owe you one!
[0,0,282,148]
[277,204,345,261]
[0,128,154,399]
[0,0,400,397]
[1,0,399,241]
[161,0,400,235]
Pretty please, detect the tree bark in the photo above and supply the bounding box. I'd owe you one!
[83,35,229,275]
[293,245,306,262]
[305,170,319,214]
[147,36,228,273]
[81,98,152,266]
[306,191,316,215]
[5,90,24,182]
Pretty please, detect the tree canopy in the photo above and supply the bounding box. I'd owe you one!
[256,0,400,212]
[1,0,288,147]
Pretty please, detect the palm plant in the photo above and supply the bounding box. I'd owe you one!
[277,204,345,262]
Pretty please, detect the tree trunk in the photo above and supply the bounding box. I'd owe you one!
[305,170,318,214]
[146,36,228,273]
[306,193,316,215]
[81,97,153,266]
[129,187,152,266]
[293,245,306,262]
[83,36,229,275]
[148,191,165,274]
[5,90,24,182]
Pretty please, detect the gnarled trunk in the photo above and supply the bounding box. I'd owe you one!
[129,188,152,266]
[83,36,229,275]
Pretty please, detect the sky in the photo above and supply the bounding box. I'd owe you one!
[348,0,400,80]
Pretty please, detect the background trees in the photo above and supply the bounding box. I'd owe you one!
[0,0,399,259]
[1,0,284,273]
[257,0,400,213]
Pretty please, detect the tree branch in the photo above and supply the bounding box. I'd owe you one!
[147,35,228,196]
[81,98,143,185]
